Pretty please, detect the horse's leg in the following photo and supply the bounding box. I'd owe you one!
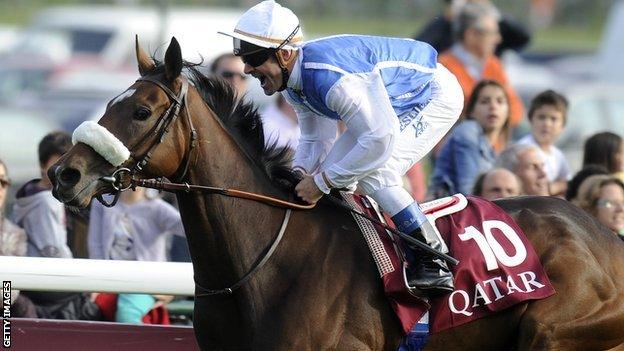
[516,280,624,351]
[512,208,624,351]
[193,295,246,351]
[424,304,526,351]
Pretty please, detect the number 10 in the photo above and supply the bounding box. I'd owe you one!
[458,220,527,271]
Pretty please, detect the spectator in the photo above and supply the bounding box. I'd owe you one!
[89,188,185,324]
[404,163,427,202]
[566,164,609,201]
[0,159,25,256]
[12,131,72,258]
[429,80,510,196]
[438,2,524,130]
[0,158,37,318]
[573,175,624,238]
[11,133,101,320]
[210,53,248,99]
[582,132,624,181]
[415,0,531,56]
[261,94,300,149]
[472,167,522,200]
[517,90,571,196]
[495,143,549,196]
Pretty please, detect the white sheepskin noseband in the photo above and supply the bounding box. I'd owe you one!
[72,121,131,167]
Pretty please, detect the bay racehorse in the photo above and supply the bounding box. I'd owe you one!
[49,38,624,350]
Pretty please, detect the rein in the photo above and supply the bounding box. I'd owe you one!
[133,177,315,210]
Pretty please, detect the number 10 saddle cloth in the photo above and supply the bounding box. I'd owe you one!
[343,193,556,334]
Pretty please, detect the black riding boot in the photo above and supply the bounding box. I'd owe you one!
[404,220,454,298]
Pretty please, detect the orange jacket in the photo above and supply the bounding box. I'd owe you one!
[438,51,524,128]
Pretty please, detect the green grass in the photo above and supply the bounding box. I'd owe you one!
[301,16,424,38]
[531,25,604,52]
[301,16,603,54]
[0,5,603,54]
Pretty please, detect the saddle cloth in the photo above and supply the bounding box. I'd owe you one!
[344,193,556,334]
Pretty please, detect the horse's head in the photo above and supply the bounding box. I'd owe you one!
[50,37,192,208]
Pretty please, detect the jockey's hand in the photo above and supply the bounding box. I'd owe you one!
[295,175,324,204]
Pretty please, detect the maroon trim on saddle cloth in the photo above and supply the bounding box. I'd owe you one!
[351,195,556,335]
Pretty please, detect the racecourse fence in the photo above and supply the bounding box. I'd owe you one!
[0,256,194,295]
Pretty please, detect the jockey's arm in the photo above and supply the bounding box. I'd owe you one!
[315,73,397,193]
[284,92,337,174]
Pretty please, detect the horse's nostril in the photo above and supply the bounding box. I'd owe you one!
[58,167,81,187]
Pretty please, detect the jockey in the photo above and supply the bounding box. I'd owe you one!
[219,0,463,297]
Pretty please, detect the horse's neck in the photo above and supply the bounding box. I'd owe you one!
[178,102,287,301]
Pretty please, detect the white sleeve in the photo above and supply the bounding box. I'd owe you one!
[282,92,337,174]
[313,72,398,193]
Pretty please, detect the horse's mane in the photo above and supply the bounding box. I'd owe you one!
[150,60,299,191]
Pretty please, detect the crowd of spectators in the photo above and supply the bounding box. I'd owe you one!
[1,0,622,326]
[422,0,624,242]
[1,132,188,323]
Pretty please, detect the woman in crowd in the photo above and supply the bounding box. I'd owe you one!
[429,80,511,196]
[573,174,624,239]
[0,158,37,317]
[582,132,624,181]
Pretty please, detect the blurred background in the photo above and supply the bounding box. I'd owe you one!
[0,0,622,186]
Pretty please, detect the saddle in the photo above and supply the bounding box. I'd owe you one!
[343,193,466,280]
[343,193,555,335]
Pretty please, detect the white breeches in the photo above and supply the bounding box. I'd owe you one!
[319,64,463,215]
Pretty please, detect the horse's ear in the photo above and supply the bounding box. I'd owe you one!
[164,37,183,82]
[135,35,155,76]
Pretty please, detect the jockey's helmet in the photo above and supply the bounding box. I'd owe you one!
[218,0,303,57]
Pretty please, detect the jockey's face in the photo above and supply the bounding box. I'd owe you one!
[243,53,283,96]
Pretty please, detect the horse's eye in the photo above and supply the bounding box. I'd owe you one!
[134,107,151,120]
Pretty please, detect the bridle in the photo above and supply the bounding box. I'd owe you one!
[97,75,196,207]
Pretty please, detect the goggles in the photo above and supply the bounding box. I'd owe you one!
[241,49,275,67]
[233,25,300,68]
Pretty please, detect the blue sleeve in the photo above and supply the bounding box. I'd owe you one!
[449,123,483,195]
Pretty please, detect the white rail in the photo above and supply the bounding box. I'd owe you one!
[0,256,195,295]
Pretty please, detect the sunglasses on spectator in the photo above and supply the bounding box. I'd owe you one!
[220,70,247,80]
[597,199,624,210]
[0,177,10,189]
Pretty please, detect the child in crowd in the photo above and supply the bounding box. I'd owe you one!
[89,187,185,324]
[12,131,73,258]
[517,90,571,196]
